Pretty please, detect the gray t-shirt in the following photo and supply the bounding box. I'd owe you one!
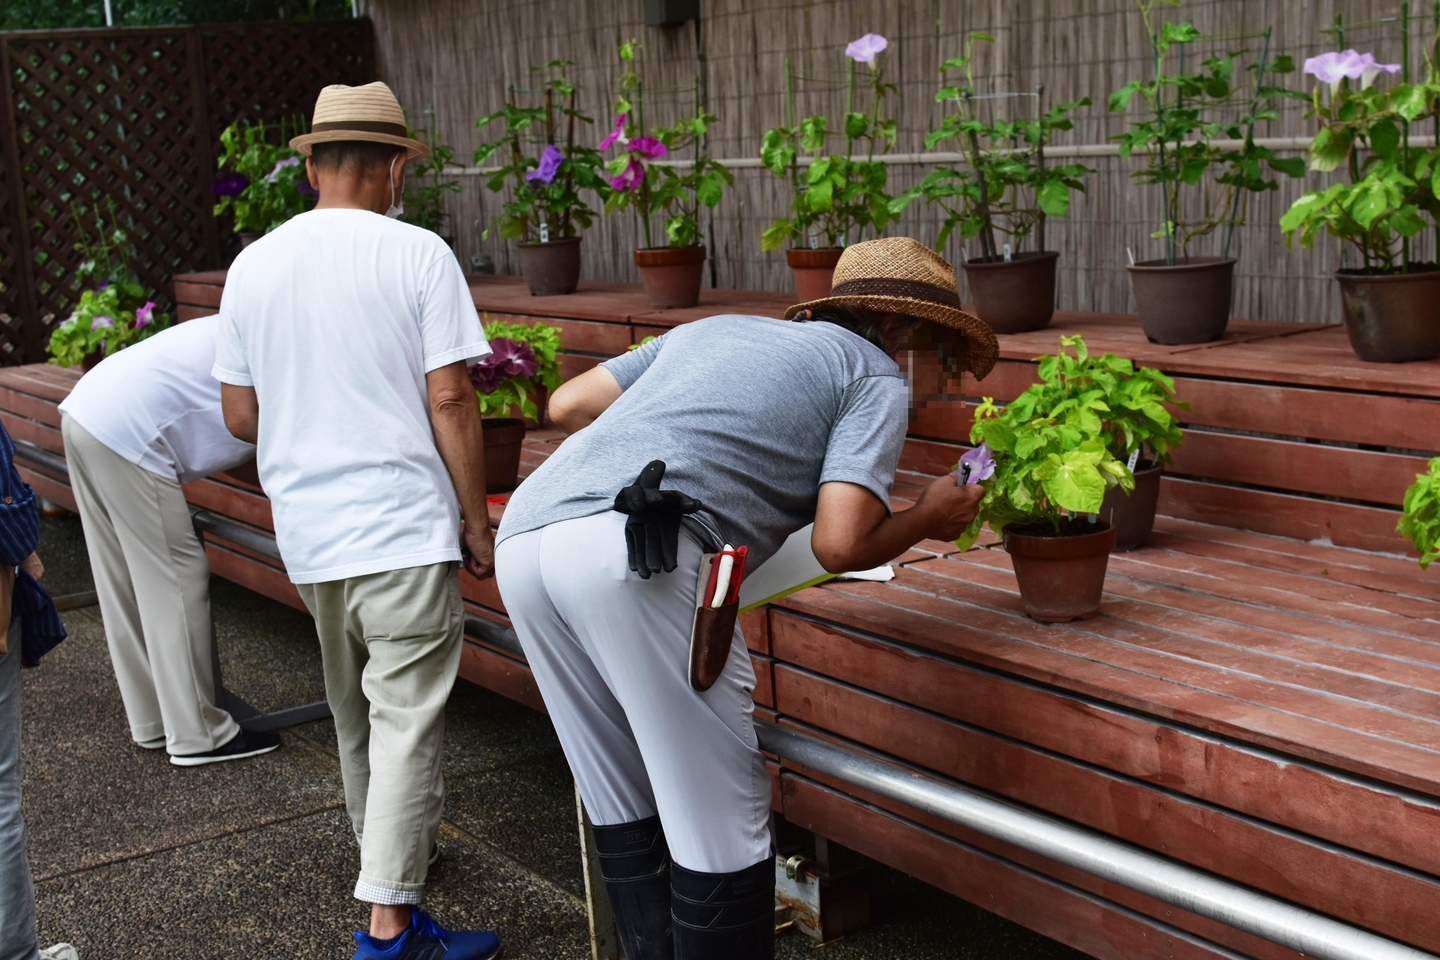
[497,314,908,568]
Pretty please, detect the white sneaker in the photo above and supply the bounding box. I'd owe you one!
[40,944,79,960]
[136,736,166,750]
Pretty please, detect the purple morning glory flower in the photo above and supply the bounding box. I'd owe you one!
[91,314,115,330]
[846,33,888,64]
[1304,49,1400,92]
[469,338,539,394]
[526,145,565,185]
[134,300,156,330]
[608,157,646,193]
[266,157,301,182]
[211,172,249,198]
[94,279,111,291]
[952,443,995,485]
[627,136,667,161]
[599,113,629,151]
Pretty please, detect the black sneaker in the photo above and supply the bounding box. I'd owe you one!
[170,728,281,767]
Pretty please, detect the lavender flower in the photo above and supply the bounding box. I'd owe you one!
[608,156,645,193]
[91,314,115,330]
[627,136,667,161]
[469,338,539,394]
[134,300,156,330]
[211,172,249,198]
[599,113,629,151]
[526,145,565,185]
[1304,49,1400,93]
[952,443,995,485]
[845,33,888,64]
[266,157,302,182]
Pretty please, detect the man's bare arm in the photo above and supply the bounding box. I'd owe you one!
[220,383,260,444]
[811,476,984,573]
[426,360,494,580]
[549,365,623,435]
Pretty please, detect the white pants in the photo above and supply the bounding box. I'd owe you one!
[496,511,771,874]
[63,415,239,756]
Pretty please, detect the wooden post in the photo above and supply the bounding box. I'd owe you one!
[576,785,622,960]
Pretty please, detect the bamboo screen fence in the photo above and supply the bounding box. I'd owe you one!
[363,0,1435,324]
[0,19,373,363]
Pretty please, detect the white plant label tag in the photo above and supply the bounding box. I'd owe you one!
[1003,243,1013,262]
[1127,450,1140,472]
[808,229,819,250]
[540,222,551,243]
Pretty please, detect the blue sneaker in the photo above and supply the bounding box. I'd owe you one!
[352,908,500,959]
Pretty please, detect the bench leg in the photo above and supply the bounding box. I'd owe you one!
[577,784,623,960]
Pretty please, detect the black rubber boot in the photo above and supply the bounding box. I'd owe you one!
[592,815,674,960]
[671,857,775,959]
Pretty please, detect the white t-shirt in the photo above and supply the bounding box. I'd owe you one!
[212,208,490,584]
[58,316,256,484]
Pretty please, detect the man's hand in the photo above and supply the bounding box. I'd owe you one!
[813,475,986,574]
[20,552,42,581]
[462,522,495,580]
[910,473,986,541]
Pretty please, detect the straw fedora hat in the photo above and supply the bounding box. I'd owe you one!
[289,82,429,161]
[785,237,998,379]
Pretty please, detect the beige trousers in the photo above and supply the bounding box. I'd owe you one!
[62,415,239,756]
[295,561,463,906]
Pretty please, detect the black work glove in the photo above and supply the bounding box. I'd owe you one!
[612,460,703,579]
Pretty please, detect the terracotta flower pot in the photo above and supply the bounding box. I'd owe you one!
[482,417,526,493]
[787,247,844,302]
[1100,463,1163,552]
[962,251,1059,334]
[635,246,705,308]
[1335,267,1440,362]
[517,237,582,297]
[1126,256,1235,344]
[1003,520,1116,622]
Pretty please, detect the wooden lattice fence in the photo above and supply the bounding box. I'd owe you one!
[0,19,374,364]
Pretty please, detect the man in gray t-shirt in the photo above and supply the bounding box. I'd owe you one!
[494,238,996,960]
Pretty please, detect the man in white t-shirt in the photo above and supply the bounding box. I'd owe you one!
[59,316,279,766]
[214,83,499,960]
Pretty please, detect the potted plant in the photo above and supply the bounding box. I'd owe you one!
[468,317,562,491]
[48,201,171,369]
[890,33,1093,333]
[476,61,609,296]
[759,33,897,301]
[1399,457,1440,567]
[955,337,1134,621]
[1111,5,1305,343]
[1280,29,1440,362]
[600,40,733,308]
[402,111,462,249]
[212,118,316,247]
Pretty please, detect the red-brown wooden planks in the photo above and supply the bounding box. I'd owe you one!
[19,466,75,512]
[202,540,304,611]
[182,478,274,531]
[0,411,61,454]
[459,639,545,713]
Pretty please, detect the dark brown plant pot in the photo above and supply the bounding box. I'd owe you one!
[1003,520,1116,623]
[787,247,844,302]
[1100,463,1163,552]
[1336,267,1440,362]
[238,231,263,249]
[635,246,706,308]
[962,251,1060,334]
[482,417,526,493]
[81,350,104,372]
[517,237,582,297]
[1127,256,1235,344]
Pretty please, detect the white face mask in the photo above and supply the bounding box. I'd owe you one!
[384,152,404,219]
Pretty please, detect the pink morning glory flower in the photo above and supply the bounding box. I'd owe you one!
[1304,49,1400,93]
[134,301,156,330]
[952,443,995,484]
[846,33,888,64]
[469,338,539,394]
[627,136,667,161]
[599,113,629,151]
[266,157,301,181]
[526,145,565,185]
[91,314,115,330]
[608,156,646,193]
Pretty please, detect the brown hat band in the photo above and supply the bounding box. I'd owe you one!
[830,277,961,307]
[309,119,410,137]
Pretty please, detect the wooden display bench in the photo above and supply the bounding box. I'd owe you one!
[4,270,1437,960]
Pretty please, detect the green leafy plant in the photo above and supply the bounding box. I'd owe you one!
[48,201,170,367]
[470,318,562,420]
[890,33,1093,259]
[212,118,315,235]
[402,113,462,236]
[475,61,609,242]
[1400,457,1440,567]
[955,335,1138,550]
[599,39,733,249]
[1111,2,1305,265]
[1088,350,1188,468]
[759,34,897,252]
[1280,28,1440,273]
